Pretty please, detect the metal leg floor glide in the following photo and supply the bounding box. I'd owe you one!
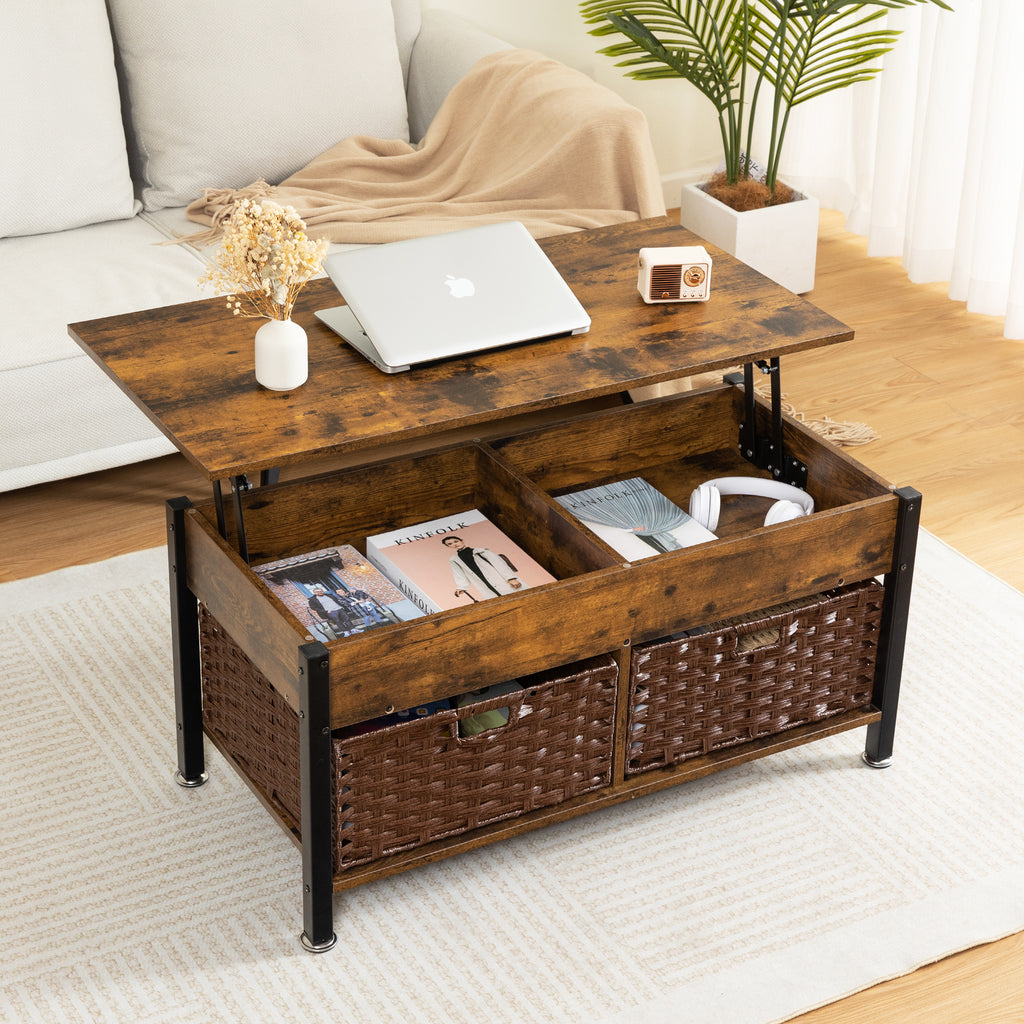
[299,931,338,954]
[174,769,210,788]
[861,751,894,769]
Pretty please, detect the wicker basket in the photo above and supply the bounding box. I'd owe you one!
[199,608,618,871]
[626,580,884,775]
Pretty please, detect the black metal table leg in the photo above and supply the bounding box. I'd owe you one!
[864,486,922,768]
[298,642,337,952]
[167,497,209,788]
[212,480,227,538]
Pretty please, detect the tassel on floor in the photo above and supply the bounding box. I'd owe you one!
[752,381,879,447]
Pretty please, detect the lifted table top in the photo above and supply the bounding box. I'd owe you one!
[69,216,852,483]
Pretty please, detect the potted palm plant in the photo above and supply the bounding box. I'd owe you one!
[579,0,951,292]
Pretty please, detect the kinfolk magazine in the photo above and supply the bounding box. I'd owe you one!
[366,509,556,614]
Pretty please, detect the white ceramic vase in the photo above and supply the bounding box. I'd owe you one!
[679,182,820,294]
[254,317,308,391]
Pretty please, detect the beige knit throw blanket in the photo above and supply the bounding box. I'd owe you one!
[183,48,667,245]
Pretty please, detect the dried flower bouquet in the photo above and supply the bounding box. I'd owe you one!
[199,199,329,321]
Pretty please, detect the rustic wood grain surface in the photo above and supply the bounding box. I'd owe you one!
[68,217,851,481]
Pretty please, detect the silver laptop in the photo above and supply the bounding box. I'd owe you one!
[315,221,590,373]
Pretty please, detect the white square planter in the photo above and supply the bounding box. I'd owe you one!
[679,182,819,294]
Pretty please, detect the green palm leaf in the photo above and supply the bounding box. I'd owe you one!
[580,0,750,101]
[579,0,953,191]
[754,8,898,105]
[580,1,759,181]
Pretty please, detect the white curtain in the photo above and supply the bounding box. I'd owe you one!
[773,0,1024,340]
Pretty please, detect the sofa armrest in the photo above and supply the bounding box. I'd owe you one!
[406,9,514,142]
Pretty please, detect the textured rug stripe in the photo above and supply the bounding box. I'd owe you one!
[1,536,1022,1024]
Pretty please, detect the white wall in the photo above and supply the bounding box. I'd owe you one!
[419,0,722,207]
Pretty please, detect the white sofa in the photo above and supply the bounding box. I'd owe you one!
[0,1,511,493]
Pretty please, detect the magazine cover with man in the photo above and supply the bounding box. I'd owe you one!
[366,509,556,614]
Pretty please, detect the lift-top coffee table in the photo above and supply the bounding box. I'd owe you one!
[70,216,919,951]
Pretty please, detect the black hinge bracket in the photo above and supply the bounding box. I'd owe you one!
[726,359,808,489]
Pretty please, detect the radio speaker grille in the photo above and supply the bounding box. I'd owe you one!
[650,264,682,300]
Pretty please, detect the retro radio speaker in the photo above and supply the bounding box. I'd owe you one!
[637,245,712,303]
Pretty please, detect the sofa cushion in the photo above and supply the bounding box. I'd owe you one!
[0,216,208,373]
[0,214,211,490]
[0,359,176,492]
[107,0,410,211]
[0,1,137,237]
[389,0,422,85]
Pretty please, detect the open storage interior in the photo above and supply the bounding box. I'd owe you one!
[212,441,621,580]
[180,383,900,892]
[493,383,893,536]
[186,440,627,727]
[184,384,898,720]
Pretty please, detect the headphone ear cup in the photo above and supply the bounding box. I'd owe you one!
[764,499,805,526]
[689,483,721,532]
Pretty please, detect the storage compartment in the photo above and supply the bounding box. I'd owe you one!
[227,441,617,582]
[199,606,618,871]
[487,384,899,650]
[493,384,893,547]
[179,384,903,895]
[188,441,623,731]
[626,580,883,775]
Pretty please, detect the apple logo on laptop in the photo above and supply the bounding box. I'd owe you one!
[445,274,475,298]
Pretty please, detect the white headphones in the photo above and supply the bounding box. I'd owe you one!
[689,477,814,531]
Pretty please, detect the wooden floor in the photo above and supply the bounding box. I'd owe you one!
[1,210,1022,1020]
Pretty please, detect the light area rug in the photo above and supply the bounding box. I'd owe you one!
[1,532,1022,1024]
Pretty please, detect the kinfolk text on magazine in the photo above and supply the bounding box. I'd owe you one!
[366,509,556,614]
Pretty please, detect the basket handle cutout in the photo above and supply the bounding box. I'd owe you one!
[732,623,783,655]
[448,688,531,742]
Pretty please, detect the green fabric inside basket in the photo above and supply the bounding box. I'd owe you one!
[455,680,523,737]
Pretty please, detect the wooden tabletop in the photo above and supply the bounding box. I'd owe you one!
[69,216,852,482]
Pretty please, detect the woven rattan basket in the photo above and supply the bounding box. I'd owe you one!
[626,580,884,775]
[199,608,618,871]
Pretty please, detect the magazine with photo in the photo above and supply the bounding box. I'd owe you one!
[555,477,716,559]
[253,544,423,643]
[365,508,557,614]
